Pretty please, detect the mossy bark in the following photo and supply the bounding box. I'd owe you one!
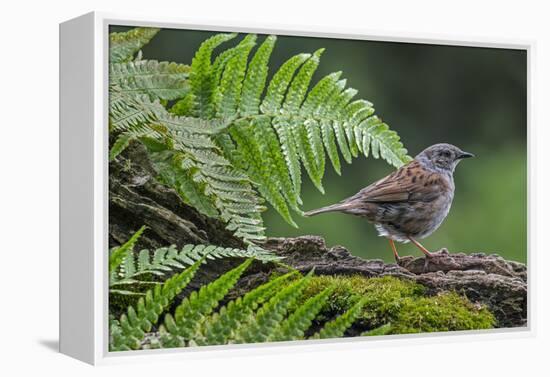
[110,143,527,331]
[258,236,526,328]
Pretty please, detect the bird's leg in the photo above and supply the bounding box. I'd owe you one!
[388,239,400,261]
[407,236,433,258]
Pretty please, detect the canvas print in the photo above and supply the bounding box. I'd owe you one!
[107,26,527,351]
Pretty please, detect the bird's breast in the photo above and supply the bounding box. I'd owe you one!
[373,175,455,241]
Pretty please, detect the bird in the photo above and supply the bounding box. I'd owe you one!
[304,143,474,260]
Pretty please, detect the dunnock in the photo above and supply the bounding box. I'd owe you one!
[304,143,474,260]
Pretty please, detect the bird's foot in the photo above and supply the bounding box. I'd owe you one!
[427,248,450,257]
[422,248,451,271]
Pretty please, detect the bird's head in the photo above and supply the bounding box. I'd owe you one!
[415,143,474,174]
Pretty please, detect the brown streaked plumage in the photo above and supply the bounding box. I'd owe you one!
[304,143,474,260]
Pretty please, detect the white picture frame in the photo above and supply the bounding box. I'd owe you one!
[59,11,534,365]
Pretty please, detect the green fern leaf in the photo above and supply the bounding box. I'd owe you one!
[166,259,252,340]
[109,91,160,133]
[190,33,237,118]
[110,258,203,351]
[110,59,190,100]
[152,151,219,218]
[235,270,313,344]
[230,120,296,227]
[254,116,301,210]
[356,116,410,167]
[300,71,342,115]
[283,48,324,112]
[296,118,325,193]
[109,133,133,161]
[311,297,367,339]
[210,36,409,223]
[281,49,326,192]
[272,118,302,198]
[346,99,375,154]
[109,226,146,276]
[323,79,353,164]
[199,271,298,345]
[109,91,266,243]
[109,27,160,63]
[334,88,359,157]
[269,285,334,341]
[362,323,393,336]
[111,243,280,291]
[170,93,195,116]
[154,326,187,349]
[216,35,257,118]
[239,36,276,116]
[320,119,341,174]
[261,52,310,114]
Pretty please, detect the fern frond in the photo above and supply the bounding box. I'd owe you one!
[109,27,160,63]
[261,53,310,113]
[239,35,276,116]
[110,258,203,351]
[229,119,296,227]
[202,34,410,226]
[283,49,324,113]
[211,46,241,87]
[150,327,188,349]
[152,109,224,135]
[327,79,353,164]
[189,33,237,118]
[199,271,298,345]
[216,34,257,118]
[110,59,191,100]
[109,90,160,133]
[272,118,302,202]
[356,116,412,166]
[108,91,266,244]
[170,93,195,116]
[311,297,367,340]
[303,72,343,173]
[235,270,313,344]
[108,93,169,159]
[269,285,334,341]
[163,259,252,340]
[362,323,393,336]
[109,226,146,275]
[285,49,325,193]
[152,151,220,218]
[111,243,281,290]
[109,133,134,161]
[254,117,301,210]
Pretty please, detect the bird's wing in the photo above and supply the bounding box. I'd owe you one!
[352,161,447,204]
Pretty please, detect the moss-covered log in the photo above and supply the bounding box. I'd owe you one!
[259,236,526,328]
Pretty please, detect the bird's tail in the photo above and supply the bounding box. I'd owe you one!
[303,202,352,217]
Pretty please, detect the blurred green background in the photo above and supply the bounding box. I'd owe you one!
[111,26,527,263]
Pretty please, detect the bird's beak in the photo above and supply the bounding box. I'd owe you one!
[457,151,475,159]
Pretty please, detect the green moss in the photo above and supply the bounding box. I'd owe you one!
[392,292,495,333]
[300,275,495,335]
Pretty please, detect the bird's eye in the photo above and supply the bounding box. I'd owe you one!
[441,151,451,158]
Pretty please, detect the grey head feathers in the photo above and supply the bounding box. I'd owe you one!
[415,143,474,175]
